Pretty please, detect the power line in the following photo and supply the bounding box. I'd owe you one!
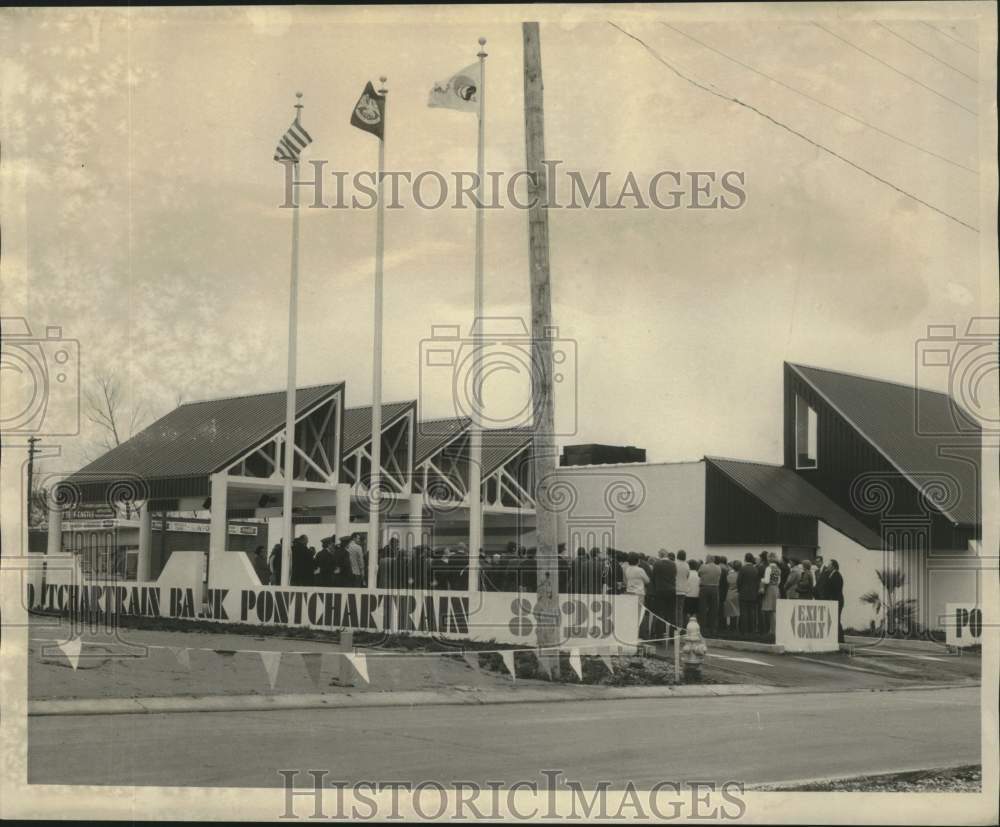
[921,21,978,54]
[874,21,977,82]
[608,21,978,234]
[812,23,977,116]
[660,22,976,175]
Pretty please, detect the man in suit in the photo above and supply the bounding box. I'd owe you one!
[814,556,830,600]
[826,559,845,643]
[346,533,366,587]
[571,547,591,594]
[314,537,337,587]
[651,549,677,641]
[269,542,283,585]
[737,552,761,634]
[331,538,352,587]
[290,535,314,586]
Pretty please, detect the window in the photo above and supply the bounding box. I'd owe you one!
[795,394,818,469]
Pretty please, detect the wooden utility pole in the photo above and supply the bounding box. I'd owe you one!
[523,21,560,679]
[26,436,40,528]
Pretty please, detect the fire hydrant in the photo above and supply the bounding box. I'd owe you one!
[681,617,708,681]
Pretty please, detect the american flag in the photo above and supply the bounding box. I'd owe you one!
[273,117,312,164]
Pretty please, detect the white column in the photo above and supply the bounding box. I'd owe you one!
[137,504,152,582]
[408,491,425,550]
[208,473,228,589]
[336,482,352,542]
[46,499,63,555]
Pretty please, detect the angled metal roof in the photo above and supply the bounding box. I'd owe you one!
[69,383,344,485]
[481,427,533,476]
[341,401,416,455]
[789,363,980,525]
[707,457,884,550]
[411,418,534,474]
[413,416,470,465]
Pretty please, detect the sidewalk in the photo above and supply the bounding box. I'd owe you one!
[30,682,794,716]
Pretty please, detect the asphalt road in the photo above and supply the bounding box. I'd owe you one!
[29,686,980,789]
[698,641,981,689]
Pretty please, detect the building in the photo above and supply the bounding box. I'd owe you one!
[40,362,982,631]
[549,362,983,631]
[29,514,263,580]
[43,383,537,585]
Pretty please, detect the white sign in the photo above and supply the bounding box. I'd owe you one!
[166,521,258,536]
[776,599,839,652]
[64,519,135,531]
[945,603,983,648]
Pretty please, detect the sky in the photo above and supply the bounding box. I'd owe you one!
[1,4,994,480]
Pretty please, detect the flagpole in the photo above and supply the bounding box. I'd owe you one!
[468,38,487,593]
[368,76,388,588]
[281,92,304,588]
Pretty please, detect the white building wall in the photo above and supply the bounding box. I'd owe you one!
[925,544,983,630]
[552,461,706,556]
[529,460,981,632]
[815,521,889,631]
[816,521,980,632]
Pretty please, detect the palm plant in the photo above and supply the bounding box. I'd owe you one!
[860,568,919,636]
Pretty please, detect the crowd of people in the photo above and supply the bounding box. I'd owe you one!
[251,534,368,589]
[628,549,846,644]
[248,539,845,643]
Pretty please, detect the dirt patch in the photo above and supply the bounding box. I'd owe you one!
[469,650,704,686]
[758,764,982,792]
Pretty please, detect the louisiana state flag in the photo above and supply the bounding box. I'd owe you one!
[428,63,480,113]
[350,82,385,139]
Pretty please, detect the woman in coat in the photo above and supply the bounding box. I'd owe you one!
[685,559,701,623]
[723,559,741,631]
[759,556,782,637]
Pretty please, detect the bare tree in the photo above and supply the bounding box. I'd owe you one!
[84,371,149,453]
[28,458,49,529]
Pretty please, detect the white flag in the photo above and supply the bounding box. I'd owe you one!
[568,648,583,681]
[428,63,480,112]
[260,651,282,689]
[600,653,615,674]
[346,653,370,684]
[500,650,516,680]
[59,637,83,671]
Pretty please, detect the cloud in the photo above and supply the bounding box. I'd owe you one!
[245,7,293,37]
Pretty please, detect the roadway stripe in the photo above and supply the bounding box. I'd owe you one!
[854,649,944,662]
[706,653,772,667]
[792,656,891,674]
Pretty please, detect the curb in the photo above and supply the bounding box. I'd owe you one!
[701,638,786,654]
[28,681,978,717]
[29,684,786,717]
